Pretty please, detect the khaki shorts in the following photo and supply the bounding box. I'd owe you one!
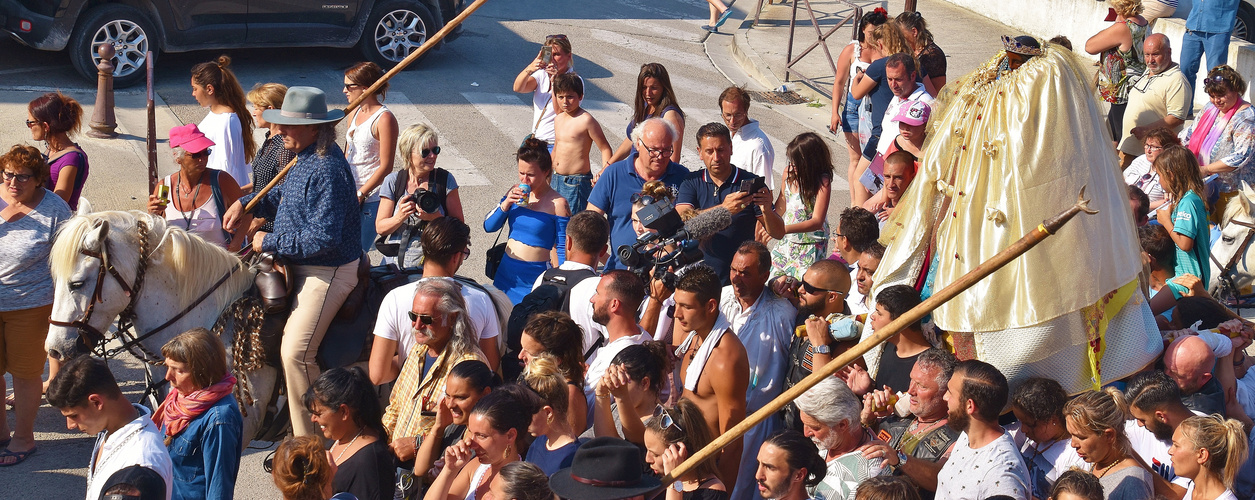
[0,304,53,379]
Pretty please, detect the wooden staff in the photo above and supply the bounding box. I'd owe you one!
[661,188,1100,483]
[146,51,157,193]
[245,0,491,212]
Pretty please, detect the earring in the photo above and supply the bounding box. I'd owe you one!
[502,445,511,461]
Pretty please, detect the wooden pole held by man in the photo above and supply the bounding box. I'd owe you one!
[244,0,491,212]
[146,51,158,193]
[661,189,1100,483]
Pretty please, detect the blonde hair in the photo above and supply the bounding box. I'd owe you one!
[1064,388,1131,455]
[272,436,333,500]
[1177,414,1249,489]
[634,180,675,208]
[645,399,719,479]
[398,123,438,171]
[873,21,913,58]
[247,83,288,110]
[521,354,570,416]
[1110,0,1144,18]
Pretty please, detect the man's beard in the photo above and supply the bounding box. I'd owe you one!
[592,302,609,326]
[946,405,969,432]
[811,431,841,452]
[758,479,789,500]
[1147,418,1175,441]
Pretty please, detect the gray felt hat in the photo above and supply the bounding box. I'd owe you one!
[262,86,345,125]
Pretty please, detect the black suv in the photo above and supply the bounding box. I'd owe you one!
[1,0,460,87]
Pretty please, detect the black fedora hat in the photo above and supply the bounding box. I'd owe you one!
[549,437,663,500]
[101,465,167,500]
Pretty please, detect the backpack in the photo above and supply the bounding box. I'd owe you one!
[502,267,598,381]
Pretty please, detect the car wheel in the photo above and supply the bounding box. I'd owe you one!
[359,1,436,69]
[68,4,157,88]
[1236,3,1255,43]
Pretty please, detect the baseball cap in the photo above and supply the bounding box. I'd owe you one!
[892,100,932,126]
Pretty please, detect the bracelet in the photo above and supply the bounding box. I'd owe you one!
[595,393,613,400]
[414,435,421,450]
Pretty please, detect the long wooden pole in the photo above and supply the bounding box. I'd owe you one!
[245,0,491,212]
[661,188,1100,483]
[146,51,157,193]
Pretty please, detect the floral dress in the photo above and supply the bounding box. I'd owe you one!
[770,181,829,280]
[1097,20,1148,105]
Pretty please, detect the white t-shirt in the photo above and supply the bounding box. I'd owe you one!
[529,68,582,143]
[1184,483,1239,500]
[530,261,603,356]
[935,431,1032,500]
[86,404,174,500]
[1125,415,1203,488]
[198,110,250,187]
[1007,423,1090,499]
[876,85,934,156]
[731,120,776,191]
[373,277,501,366]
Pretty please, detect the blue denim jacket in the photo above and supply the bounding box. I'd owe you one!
[1186,0,1240,33]
[166,395,243,500]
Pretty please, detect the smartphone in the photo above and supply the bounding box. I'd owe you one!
[157,184,170,204]
[540,45,553,65]
[740,177,767,193]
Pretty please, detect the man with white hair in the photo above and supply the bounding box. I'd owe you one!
[588,117,690,269]
[795,377,889,500]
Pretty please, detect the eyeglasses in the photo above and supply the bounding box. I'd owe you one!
[653,405,684,434]
[2,171,35,183]
[24,119,38,127]
[460,247,471,258]
[638,141,673,160]
[799,279,844,296]
[1144,143,1163,151]
[421,146,441,158]
[408,311,437,325]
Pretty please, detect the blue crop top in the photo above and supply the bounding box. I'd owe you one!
[484,202,568,255]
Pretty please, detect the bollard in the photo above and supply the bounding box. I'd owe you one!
[87,44,118,139]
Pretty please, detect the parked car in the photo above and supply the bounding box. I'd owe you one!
[1238,0,1255,42]
[0,0,460,87]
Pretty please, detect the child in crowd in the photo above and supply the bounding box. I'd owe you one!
[551,72,613,213]
[1153,145,1211,299]
[853,476,921,500]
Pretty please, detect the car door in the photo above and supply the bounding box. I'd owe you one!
[246,0,362,45]
[159,0,249,48]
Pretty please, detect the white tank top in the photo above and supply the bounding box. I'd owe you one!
[345,105,390,202]
[847,40,872,95]
[162,173,227,247]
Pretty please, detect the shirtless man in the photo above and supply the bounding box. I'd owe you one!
[552,72,613,213]
[673,264,750,487]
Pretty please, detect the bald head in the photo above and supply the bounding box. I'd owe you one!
[1144,34,1173,75]
[1164,335,1215,393]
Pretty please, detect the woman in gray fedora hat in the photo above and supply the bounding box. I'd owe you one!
[223,85,362,438]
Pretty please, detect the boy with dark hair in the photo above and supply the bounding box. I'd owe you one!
[835,207,881,314]
[865,285,929,394]
[47,356,173,500]
[551,72,613,213]
[1008,377,1086,500]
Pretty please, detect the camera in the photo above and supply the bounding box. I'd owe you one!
[616,198,703,288]
[403,188,440,214]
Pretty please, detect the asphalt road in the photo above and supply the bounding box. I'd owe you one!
[0,0,849,498]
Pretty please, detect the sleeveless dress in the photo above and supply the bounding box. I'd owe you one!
[345,104,391,252]
[770,180,829,280]
[842,40,872,133]
[464,463,492,500]
[162,173,228,247]
[1097,20,1148,105]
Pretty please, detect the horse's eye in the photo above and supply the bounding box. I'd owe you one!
[69,281,85,290]
[1223,236,1236,244]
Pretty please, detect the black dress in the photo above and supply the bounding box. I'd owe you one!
[333,439,396,500]
[250,132,296,232]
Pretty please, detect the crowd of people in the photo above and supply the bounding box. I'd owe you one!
[8,2,1255,500]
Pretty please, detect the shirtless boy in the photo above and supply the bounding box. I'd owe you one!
[672,265,750,487]
[551,72,613,212]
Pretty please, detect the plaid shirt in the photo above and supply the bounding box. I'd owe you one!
[382,343,484,442]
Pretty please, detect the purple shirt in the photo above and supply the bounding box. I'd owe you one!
[47,149,89,211]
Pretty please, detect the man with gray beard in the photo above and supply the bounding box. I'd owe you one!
[795,377,889,500]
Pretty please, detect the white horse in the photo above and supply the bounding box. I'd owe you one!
[44,211,278,441]
[1208,184,1255,303]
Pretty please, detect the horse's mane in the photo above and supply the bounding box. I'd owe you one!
[52,211,245,310]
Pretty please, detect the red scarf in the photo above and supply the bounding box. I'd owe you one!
[153,373,237,439]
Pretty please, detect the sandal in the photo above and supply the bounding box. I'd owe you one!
[0,446,37,467]
[715,8,736,28]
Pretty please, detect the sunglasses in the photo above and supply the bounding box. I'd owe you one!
[630,192,656,205]
[653,405,684,434]
[408,311,437,325]
[2,171,34,183]
[421,146,441,158]
[546,34,568,40]
[24,119,39,127]
[799,279,844,296]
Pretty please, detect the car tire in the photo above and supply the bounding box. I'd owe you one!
[1237,3,1255,43]
[68,4,158,88]
[359,1,436,70]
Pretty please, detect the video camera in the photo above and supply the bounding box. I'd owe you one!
[617,198,705,288]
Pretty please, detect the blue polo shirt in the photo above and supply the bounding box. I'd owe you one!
[588,152,689,269]
[1186,0,1239,33]
[676,167,763,285]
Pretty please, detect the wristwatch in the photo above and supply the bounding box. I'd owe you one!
[896,450,909,468]
[672,482,685,492]
[813,343,832,355]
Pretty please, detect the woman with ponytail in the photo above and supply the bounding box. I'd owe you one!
[1063,388,1152,500]
[1169,414,1249,500]
[484,138,571,304]
[589,341,673,445]
[520,354,583,474]
[26,91,88,211]
[272,435,337,500]
[191,55,256,188]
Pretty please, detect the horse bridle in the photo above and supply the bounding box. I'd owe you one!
[1211,218,1255,301]
[49,220,148,356]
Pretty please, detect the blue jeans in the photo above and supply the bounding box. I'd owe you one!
[552,172,594,213]
[360,200,379,253]
[1180,30,1232,110]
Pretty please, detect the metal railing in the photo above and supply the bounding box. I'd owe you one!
[781,0,862,91]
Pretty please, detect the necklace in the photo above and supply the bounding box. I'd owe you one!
[175,172,203,230]
[334,427,365,464]
[1094,455,1122,478]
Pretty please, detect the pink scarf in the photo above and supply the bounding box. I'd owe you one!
[153,373,237,439]
[1188,100,1246,166]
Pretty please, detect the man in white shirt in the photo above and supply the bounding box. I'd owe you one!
[1124,370,1205,498]
[531,210,610,357]
[584,270,652,413]
[876,53,934,158]
[46,356,173,500]
[720,86,777,191]
[720,241,797,500]
[935,360,1031,500]
[369,217,502,384]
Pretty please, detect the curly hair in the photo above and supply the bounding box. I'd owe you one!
[272,436,333,500]
[1,144,51,185]
[1205,65,1247,96]
[1110,0,1144,18]
[522,311,586,384]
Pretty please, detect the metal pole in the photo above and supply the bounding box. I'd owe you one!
[245,0,491,212]
[146,51,157,193]
[660,189,1100,483]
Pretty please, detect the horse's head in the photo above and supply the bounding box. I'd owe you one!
[1209,183,1255,296]
[46,213,149,360]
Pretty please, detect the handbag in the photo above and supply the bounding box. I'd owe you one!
[484,228,506,280]
[253,252,293,314]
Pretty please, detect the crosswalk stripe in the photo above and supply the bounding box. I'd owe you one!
[588,29,712,70]
[389,92,491,186]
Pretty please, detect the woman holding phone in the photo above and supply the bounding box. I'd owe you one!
[513,34,578,150]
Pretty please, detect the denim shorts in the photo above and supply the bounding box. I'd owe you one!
[552,172,594,213]
[841,93,860,133]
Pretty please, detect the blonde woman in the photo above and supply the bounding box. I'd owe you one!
[1085,0,1148,142]
[376,123,464,269]
[520,355,582,475]
[246,83,295,236]
[1169,414,1249,500]
[1063,389,1152,500]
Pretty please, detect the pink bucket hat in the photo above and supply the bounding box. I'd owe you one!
[169,123,215,153]
[892,100,932,127]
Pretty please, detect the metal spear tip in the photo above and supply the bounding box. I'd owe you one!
[1076,185,1098,215]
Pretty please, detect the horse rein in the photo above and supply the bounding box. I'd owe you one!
[1210,218,1255,301]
